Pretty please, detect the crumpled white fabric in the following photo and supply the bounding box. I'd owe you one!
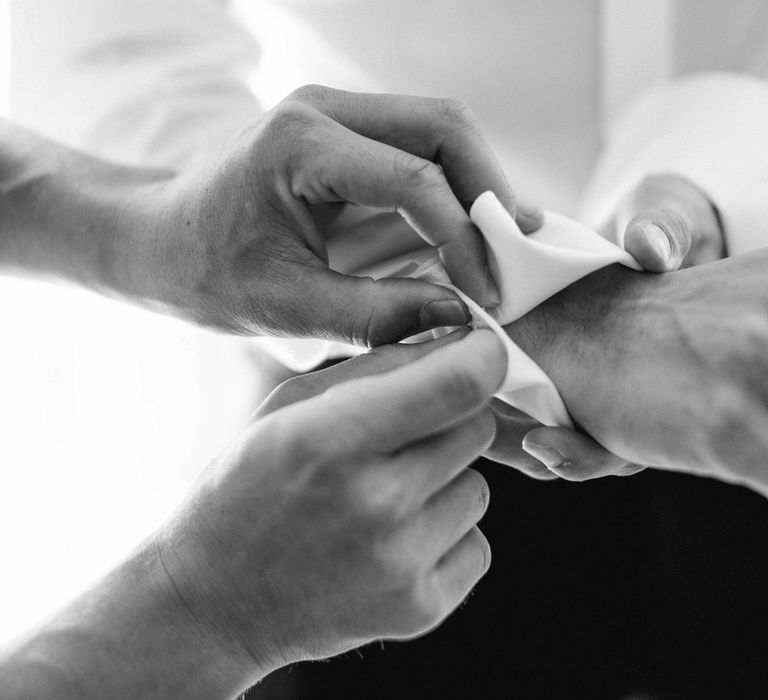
[411,191,642,428]
[257,191,642,428]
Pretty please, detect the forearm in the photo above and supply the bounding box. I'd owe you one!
[0,535,263,700]
[0,119,174,302]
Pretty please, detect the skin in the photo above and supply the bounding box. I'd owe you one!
[0,87,549,347]
[0,330,506,699]
[0,83,739,695]
[504,250,768,496]
[9,254,761,698]
[515,174,727,480]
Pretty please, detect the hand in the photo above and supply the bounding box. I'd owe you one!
[136,85,542,344]
[0,329,504,699]
[516,173,727,482]
[506,251,768,495]
[156,329,505,690]
[609,172,725,270]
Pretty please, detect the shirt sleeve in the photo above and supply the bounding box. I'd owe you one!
[9,0,263,169]
[579,72,768,255]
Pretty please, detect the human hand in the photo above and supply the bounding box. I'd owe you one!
[609,172,725,270]
[156,329,505,690]
[135,85,542,344]
[505,252,768,495]
[516,173,727,482]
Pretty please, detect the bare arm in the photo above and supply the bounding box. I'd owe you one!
[0,119,168,298]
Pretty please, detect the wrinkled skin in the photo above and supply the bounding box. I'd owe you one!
[157,330,505,680]
[142,85,548,344]
[507,250,768,495]
[502,173,727,481]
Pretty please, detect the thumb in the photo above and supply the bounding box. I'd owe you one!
[522,427,646,482]
[300,268,471,347]
[623,208,692,272]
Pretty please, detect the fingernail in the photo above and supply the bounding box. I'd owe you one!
[516,203,544,226]
[521,439,563,470]
[419,299,470,328]
[640,223,672,261]
[483,268,501,308]
[517,202,544,217]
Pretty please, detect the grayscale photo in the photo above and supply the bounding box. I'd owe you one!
[1,1,768,698]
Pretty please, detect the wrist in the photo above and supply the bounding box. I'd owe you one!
[505,264,649,374]
[1,532,268,700]
[0,119,176,301]
[152,511,289,685]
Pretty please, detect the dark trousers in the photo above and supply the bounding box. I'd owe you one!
[249,463,768,700]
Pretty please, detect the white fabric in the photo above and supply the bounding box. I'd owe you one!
[721,182,768,255]
[420,192,641,428]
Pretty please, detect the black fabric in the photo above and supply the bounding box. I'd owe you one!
[246,465,768,700]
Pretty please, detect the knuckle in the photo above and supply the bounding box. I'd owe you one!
[348,468,409,523]
[397,582,443,634]
[441,366,487,409]
[286,83,332,106]
[344,277,385,347]
[265,375,314,409]
[437,97,477,131]
[395,152,446,194]
[369,539,424,606]
[703,382,750,444]
[717,313,768,387]
[705,389,755,471]
[263,100,319,142]
[315,384,367,433]
[249,410,316,474]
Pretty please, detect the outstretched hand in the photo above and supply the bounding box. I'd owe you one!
[143,85,543,345]
[156,329,506,691]
[497,174,725,482]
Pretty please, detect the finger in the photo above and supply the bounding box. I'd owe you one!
[484,401,557,480]
[516,202,545,234]
[390,409,496,504]
[289,87,516,213]
[296,267,470,347]
[254,327,471,419]
[304,329,506,454]
[288,89,529,305]
[522,427,646,482]
[399,468,490,567]
[623,208,692,272]
[294,118,498,306]
[433,526,491,616]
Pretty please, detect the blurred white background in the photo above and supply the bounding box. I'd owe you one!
[0,0,353,650]
[0,1,263,646]
[0,1,7,114]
